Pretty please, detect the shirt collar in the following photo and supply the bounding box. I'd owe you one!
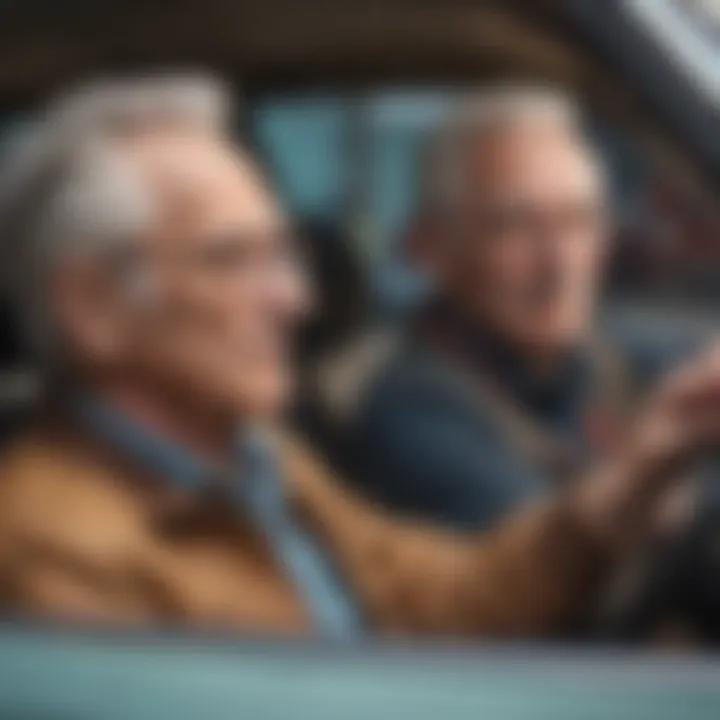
[421,299,592,430]
[70,392,212,490]
[66,391,279,501]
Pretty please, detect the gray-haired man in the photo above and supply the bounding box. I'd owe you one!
[347,87,708,636]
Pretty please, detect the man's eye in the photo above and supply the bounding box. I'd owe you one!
[192,232,300,273]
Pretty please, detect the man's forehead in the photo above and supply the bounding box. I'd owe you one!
[122,129,284,238]
[461,123,603,198]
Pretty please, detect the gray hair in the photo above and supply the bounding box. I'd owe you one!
[0,73,230,356]
[421,85,597,217]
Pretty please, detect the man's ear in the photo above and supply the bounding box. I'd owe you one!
[50,261,127,364]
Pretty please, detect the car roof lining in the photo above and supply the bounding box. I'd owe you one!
[0,0,715,201]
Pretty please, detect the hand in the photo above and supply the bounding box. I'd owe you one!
[577,344,720,542]
[631,343,720,481]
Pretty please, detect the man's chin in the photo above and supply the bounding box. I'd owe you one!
[533,336,585,359]
[504,321,586,357]
[226,377,294,422]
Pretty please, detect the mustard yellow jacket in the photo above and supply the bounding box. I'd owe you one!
[0,421,609,636]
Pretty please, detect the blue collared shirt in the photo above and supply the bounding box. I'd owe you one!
[71,395,364,640]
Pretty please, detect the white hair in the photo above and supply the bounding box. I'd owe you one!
[421,84,599,217]
[0,73,230,356]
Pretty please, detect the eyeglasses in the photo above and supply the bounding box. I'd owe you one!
[450,201,611,243]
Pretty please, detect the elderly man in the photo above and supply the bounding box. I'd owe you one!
[0,76,718,639]
[348,89,692,533]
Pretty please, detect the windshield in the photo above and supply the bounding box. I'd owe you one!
[627,0,719,106]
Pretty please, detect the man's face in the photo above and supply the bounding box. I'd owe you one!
[61,129,310,419]
[424,123,609,354]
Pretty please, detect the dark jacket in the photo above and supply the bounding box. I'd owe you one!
[346,310,693,532]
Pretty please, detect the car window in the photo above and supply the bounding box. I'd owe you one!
[627,0,719,106]
[250,89,719,318]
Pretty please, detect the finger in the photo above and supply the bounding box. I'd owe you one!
[665,346,720,409]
